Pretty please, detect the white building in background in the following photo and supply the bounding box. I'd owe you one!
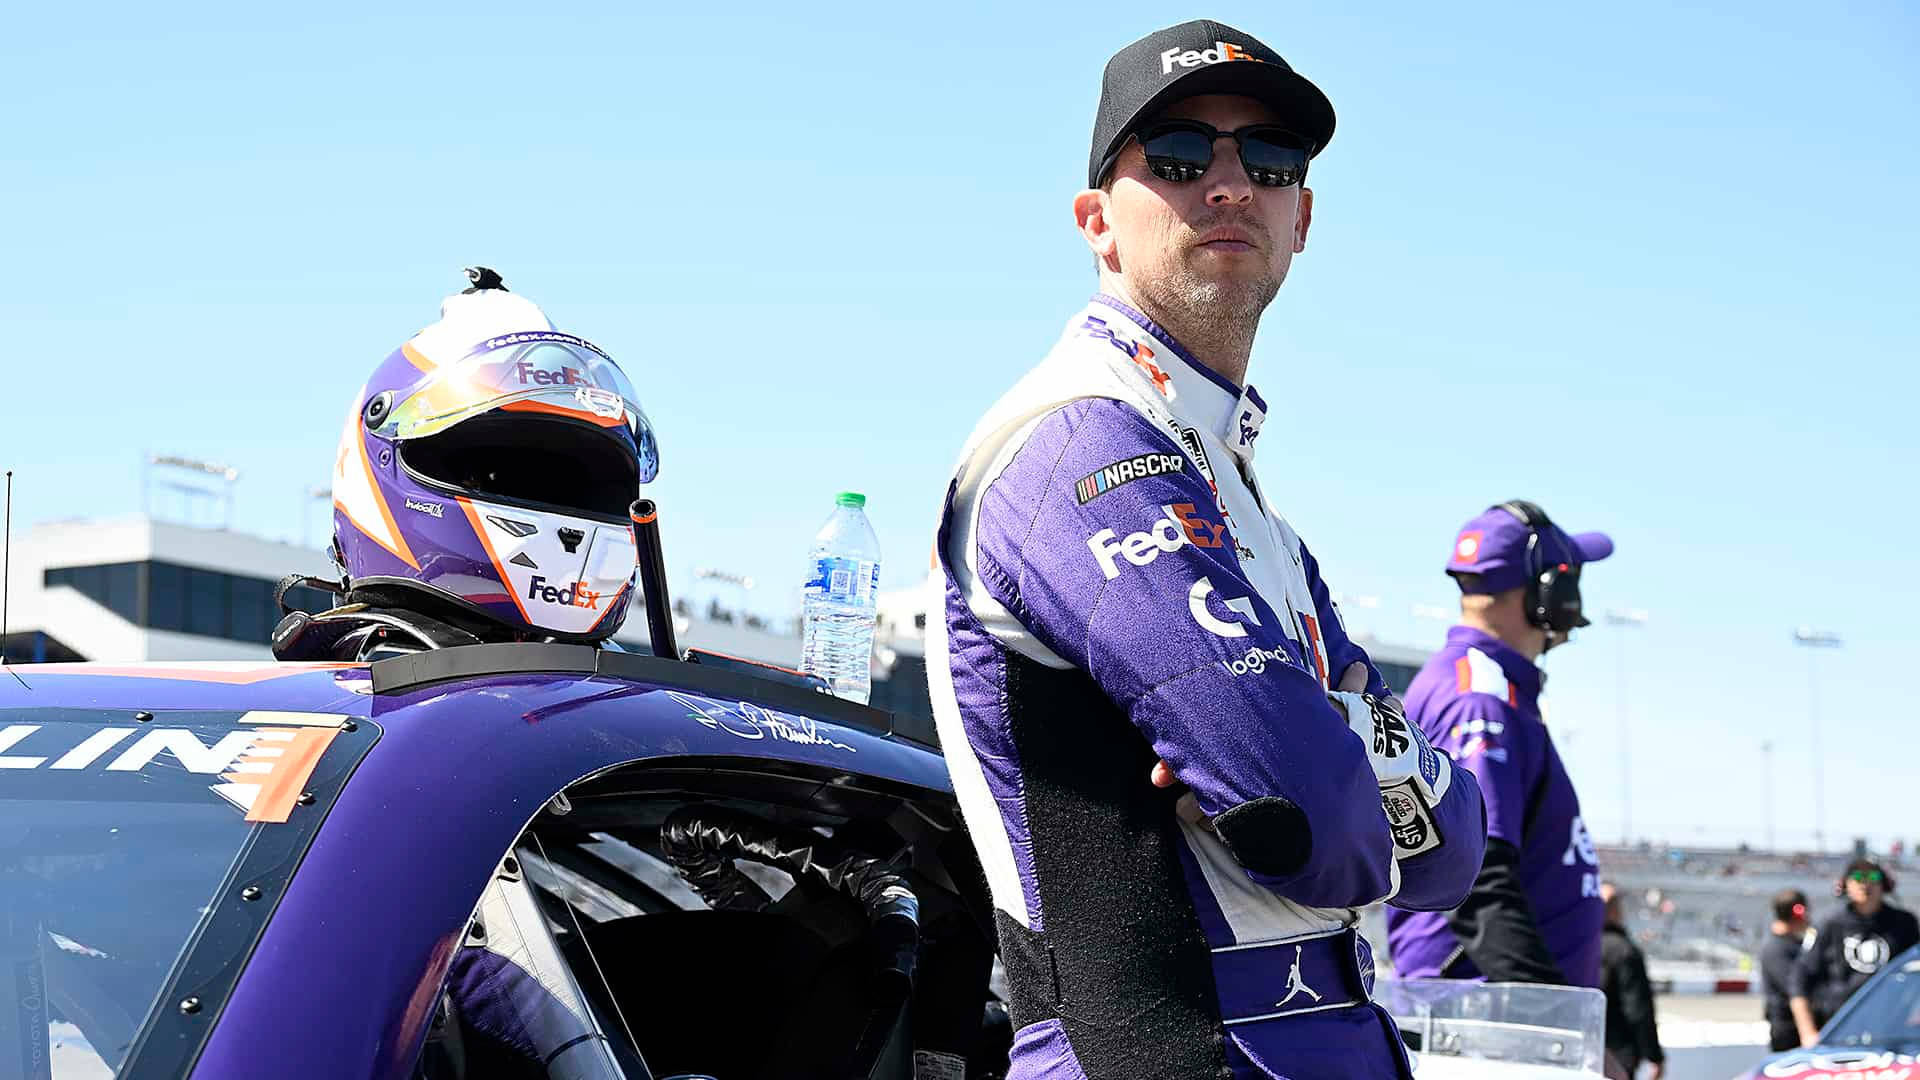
[1,515,336,663]
[1,515,1431,742]
[0,514,825,668]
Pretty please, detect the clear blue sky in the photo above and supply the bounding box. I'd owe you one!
[3,1,1914,852]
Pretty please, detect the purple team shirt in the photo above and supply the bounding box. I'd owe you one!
[1384,625,1604,988]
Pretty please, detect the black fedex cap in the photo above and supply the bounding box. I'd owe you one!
[1089,19,1335,188]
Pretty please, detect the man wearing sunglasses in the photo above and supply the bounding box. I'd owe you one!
[927,19,1485,1080]
[1790,859,1918,1046]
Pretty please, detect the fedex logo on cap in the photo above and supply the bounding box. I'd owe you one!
[1161,41,1259,75]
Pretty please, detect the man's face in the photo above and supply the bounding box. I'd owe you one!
[1089,94,1312,324]
[1846,872,1886,911]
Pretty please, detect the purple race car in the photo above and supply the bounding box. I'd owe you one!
[0,648,1002,1079]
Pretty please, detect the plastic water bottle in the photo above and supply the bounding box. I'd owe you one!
[800,492,882,704]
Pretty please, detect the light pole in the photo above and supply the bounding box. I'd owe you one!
[1760,739,1775,852]
[146,454,240,529]
[1605,609,1648,846]
[1793,627,1842,853]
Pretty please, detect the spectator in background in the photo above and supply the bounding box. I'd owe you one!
[1760,888,1811,1052]
[1791,858,1920,1046]
[1600,884,1665,1079]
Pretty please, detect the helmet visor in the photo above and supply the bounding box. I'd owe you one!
[382,332,658,482]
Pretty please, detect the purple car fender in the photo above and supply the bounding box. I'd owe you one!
[3,649,948,1079]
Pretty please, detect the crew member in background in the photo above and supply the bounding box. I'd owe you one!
[1760,888,1812,1052]
[1599,884,1664,1079]
[1791,859,1919,1045]
[1385,501,1613,987]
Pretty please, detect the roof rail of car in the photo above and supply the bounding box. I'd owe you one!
[366,642,928,749]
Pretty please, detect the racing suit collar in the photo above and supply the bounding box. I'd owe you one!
[1446,624,1545,700]
[1088,294,1268,462]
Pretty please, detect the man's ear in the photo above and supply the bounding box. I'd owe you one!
[1074,188,1119,269]
[1293,187,1314,254]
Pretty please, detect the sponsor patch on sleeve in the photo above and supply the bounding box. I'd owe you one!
[1073,452,1187,504]
[1415,731,1442,789]
[1382,779,1443,858]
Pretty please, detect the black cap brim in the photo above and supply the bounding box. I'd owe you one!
[1092,62,1335,188]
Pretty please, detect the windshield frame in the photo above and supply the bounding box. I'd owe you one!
[64,710,383,1080]
[1822,951,1920,1051]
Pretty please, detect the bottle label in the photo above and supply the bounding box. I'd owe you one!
[805,557,878,604]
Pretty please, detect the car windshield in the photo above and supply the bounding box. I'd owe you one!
[1826,958,1920,1050]
[0,709,356,1076]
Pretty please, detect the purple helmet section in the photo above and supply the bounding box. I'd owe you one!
[335,418,530,627]
[190,669,948,1079]
[359,347,423,405]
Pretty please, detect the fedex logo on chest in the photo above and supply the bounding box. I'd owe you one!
[1081,315,1172,396]
[1086,503,1228,579]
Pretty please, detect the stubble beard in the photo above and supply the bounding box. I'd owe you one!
[1132,256,1281,369]
[1148,263,1279,328]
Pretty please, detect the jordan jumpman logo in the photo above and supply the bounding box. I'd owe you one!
[1276,945,1323,1007]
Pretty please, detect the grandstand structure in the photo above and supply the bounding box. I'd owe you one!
[1363,844,1912,991]
[1595,844,1902,989]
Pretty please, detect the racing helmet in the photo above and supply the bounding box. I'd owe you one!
[330,268,659,641]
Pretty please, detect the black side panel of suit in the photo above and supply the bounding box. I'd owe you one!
[994,652,1231,1079]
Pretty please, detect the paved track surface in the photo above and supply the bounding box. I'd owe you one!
[1652,993,1770,1080]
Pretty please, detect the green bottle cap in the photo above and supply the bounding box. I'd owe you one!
[835,492,867,509]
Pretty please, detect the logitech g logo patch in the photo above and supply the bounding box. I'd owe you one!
[1188,577,1260,638]
[1222,644,1291,678]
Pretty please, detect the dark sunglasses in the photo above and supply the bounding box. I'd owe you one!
[1129,120,1312,188]
[1849,869,1886,884]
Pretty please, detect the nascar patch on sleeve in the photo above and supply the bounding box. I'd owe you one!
[1073,452,1186,504]
[1381,779,1443,858]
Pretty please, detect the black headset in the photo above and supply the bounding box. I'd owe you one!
[1496,500,1589,634]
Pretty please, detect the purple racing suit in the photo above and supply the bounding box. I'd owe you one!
[1384,626,1604,988]
[927,296,1487,1079]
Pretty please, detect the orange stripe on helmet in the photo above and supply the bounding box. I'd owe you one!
[587,582,629,636]
[497,397,627,428]
[336,416,418,570]
[458,496,534,627]
[401,342,436,372]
